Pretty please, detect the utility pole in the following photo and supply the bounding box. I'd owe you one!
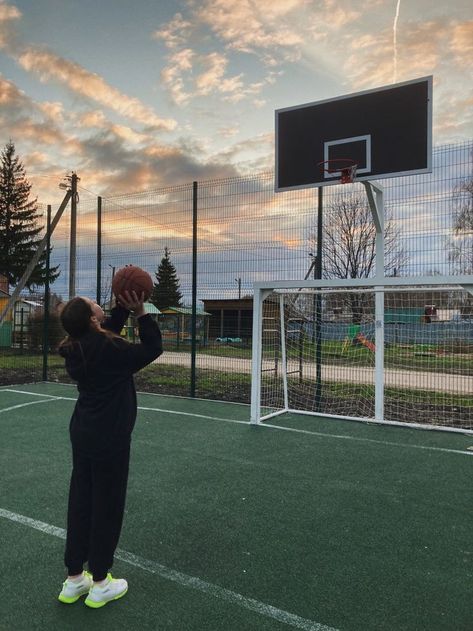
[0,188,72,325]
[67,172,80,299]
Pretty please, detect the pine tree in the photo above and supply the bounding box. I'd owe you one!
[150,247,183,310]
[0,140,59,290]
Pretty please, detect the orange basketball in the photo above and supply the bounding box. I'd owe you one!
[112,265,153,301]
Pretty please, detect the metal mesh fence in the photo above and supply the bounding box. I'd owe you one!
[1,141,472,422]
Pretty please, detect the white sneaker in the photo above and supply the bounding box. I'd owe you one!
[58,571,93,604]
[84,573,128,608]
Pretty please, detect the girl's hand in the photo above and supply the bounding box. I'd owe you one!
[117,290,146,318]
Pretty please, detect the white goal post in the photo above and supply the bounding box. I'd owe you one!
[250,275,473,434]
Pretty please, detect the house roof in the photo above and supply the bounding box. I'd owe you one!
[144,302,161,315]
[16,299,42,307]
[160,307,210,316]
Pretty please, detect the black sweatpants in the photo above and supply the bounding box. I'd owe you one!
[65,445,130,581]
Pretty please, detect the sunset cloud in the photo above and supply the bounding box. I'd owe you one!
[0,74,67,146]
[16,47,177,131]
[0,0,470,211]
[160,47,262,106]
[196,0,304,57]
[195,52,228,95]
[77,110,107,129]
[152,12,193,49]
[450,20,473,59]
[0,0,20,48]
[38,101,64,123]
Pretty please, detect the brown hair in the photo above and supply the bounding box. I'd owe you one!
[59,297,121,349]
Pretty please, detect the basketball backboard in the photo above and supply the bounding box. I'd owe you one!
[275,76,432,192]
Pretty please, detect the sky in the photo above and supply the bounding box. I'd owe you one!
[0,0,472,205]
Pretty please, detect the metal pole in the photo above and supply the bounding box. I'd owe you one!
[42,205,51,381]
[96,196,102,305]
[109,266,115,311]
[20,308,24,350]
[69,173,78,299]
[315,186,323,410]
[190,181,198,397]
[235,277,241,299]
[363,180,385,421]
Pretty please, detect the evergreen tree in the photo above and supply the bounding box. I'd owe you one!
[0,140,59,290]
[150,247,183,310]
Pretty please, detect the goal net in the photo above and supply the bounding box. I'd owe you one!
[250,279,473,433]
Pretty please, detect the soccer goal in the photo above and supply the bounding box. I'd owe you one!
[250,276,473,433]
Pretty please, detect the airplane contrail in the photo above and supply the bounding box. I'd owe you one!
[393,0,401,83]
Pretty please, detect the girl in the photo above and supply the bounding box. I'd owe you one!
[57,291,163,608]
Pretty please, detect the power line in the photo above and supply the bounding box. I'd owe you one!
[77,185,182,232]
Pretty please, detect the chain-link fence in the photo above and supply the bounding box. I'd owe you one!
[1,141,472,424]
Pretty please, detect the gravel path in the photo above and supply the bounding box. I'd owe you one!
[158,352,472,395]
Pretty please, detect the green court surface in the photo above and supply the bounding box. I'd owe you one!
[0,382,472,631]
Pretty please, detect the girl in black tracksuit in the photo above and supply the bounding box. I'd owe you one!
[58,292,163,586]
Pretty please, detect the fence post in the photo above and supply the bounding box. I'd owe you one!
[190,181,198,397]
[315,186,323,410]
[96,196,102,305]
[42,205,51,381]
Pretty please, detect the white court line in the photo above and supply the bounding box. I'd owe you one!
[118,405,473,457]
[3,389,472,457]
[139,405,249,425]
[0,508,337,631]
[1,388,63,398]
[0,399,61,414]
[1,381,251,407]
[263,422,473,457]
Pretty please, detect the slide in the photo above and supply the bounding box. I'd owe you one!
[355,332,375,352]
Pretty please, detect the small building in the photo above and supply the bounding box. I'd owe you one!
[12,299,43,346]
[159,306,210,347]
[202,298,253,342]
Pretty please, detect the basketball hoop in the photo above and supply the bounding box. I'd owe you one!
[318,158,358,184]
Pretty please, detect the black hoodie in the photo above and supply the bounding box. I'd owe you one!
[59,305,163,457]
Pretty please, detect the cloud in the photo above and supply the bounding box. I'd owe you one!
[219,125,239,138]
[0,72,32,110]
[195,0,304,57]
[450,20,473,59]
[76,110,108,129]
[38,101,64,123]
[343,26,441,95]
[156,2,303,107]
[15,47,176,131]
[152,12,193,49]
[160,48,195,105]
[0,74,68,145]
[339,16,473,142]
[0,1,20,48]
[210,132,273,173]
[161,48,247,105]
[195,52,228,94]
[160,45,279,107]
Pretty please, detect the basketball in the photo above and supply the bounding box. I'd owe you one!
[112,265,153,301]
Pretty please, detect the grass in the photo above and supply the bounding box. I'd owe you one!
[286,339,473,374]
[1,347,471,427]
[1,340,472,375]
